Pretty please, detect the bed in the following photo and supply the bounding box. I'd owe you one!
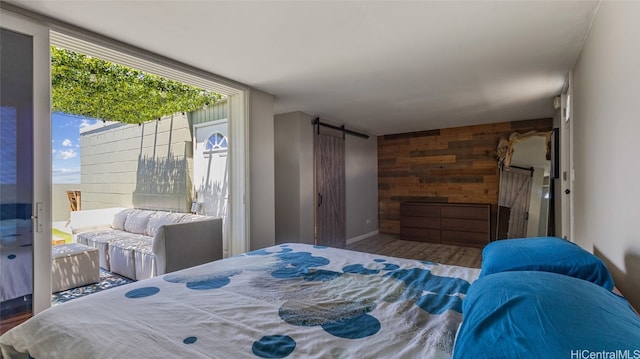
[1,238,639,359]
[0,243,480,358]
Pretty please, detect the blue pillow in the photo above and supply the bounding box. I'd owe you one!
[453,271,640,359]
[480,236,614,290]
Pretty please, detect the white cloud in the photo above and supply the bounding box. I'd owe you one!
[79,119,98,128]
[62,138,73,147]
[54,167,79,174]
[52,167,80,184]
[56,149,77,160]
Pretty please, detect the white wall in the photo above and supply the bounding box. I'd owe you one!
[79,113,192,211]
[274,111,378,245]
[345,132,378,242]
[249,89,276,250]
[274,111,315,244]
[572,1,640,310]
[52,184,84,222]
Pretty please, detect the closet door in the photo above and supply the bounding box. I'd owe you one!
[314,130,345,248]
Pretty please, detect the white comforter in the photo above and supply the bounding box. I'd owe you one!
[0,219,33,302]
[0,243,480,359]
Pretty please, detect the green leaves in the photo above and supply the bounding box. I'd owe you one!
[51,47,222,123]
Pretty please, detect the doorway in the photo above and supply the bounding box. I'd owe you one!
[193,120,229,256]
[561,79,574,241]
[0,12,52,333]
[1,7,251,332]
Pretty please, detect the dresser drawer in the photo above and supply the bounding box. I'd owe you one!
[399,202,490,247]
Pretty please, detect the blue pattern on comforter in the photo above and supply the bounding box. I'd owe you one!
[0,243,480,359]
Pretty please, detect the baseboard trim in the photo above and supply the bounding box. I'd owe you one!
[346,230,379,245]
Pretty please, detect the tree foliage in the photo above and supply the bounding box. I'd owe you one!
[51,47,222,124]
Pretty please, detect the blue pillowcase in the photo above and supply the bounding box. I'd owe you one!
[453,271,640,359]
[480,236,615,290]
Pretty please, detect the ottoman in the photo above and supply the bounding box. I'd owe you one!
[52,243,100,293]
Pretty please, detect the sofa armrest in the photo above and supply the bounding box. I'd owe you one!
[70,207,127,235]
[152,217,223,275]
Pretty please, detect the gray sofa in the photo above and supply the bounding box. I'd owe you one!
[71,208,222,280]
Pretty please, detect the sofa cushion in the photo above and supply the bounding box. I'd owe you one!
[178,214,211,223]
[108,245,137,280]
[110,236,154,255]
[124,210,154,235]
[77,229,145,245]
[77,229,147,271]
[112,209,134,230]
[145,212,186,237]
[109,236,154,280]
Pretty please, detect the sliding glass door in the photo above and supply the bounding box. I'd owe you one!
[0,9,51,331]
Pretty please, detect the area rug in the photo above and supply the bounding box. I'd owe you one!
[52,269,134,305]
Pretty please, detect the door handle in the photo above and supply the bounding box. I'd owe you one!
[31,202,44,232]
[318,193,323,207]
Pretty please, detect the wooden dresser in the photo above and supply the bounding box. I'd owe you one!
[400,202,491,247]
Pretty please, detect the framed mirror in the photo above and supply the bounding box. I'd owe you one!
[496,131,554,240]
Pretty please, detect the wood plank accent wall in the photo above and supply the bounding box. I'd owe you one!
[378,118,553,238]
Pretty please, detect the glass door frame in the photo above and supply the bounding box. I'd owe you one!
[1,9,52,315]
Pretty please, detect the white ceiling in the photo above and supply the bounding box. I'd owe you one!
[9,0,599,135]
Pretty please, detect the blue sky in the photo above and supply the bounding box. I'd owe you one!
[52,112,99,184]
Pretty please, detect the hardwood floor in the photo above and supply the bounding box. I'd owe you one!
[345,233,483,268]
[0,312,32,335]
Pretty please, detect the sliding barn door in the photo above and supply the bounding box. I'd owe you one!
[315,130,346,248]
[498,168,533,239]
